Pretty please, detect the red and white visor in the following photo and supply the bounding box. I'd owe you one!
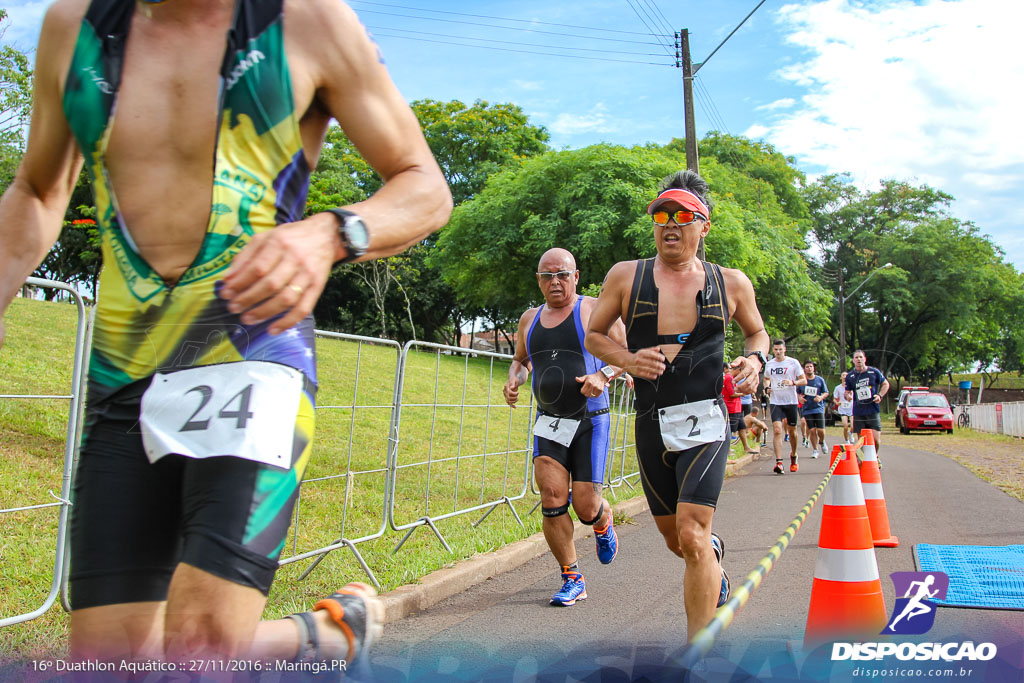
[646,188,709,218]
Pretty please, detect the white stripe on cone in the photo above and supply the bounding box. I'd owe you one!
[824,473,866,507]
[861,442,878,462]
[862,481,885,500]
[813,548,881,582]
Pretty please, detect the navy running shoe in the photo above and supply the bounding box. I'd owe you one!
[595,511,618,565]
[710,533,730,608]
[550,571,587,606]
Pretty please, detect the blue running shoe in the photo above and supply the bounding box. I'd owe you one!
[594,511,618,565]
[550,571,587,606]
[710,533,730,608]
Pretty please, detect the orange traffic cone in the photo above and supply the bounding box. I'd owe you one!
[857,431,898,547]
[805,445,887,644]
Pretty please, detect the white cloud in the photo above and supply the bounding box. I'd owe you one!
[547,104,619,135]
[760,0,1024,266]
[512,80,543,91]
[744,124,771,139]
[755,98,796,111]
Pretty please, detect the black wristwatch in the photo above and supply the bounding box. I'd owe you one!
[745,350,767,369]
[327,209,370,264]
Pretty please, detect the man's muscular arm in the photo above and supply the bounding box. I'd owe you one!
[221,0,452,335]
[503,309,534,408]
[0,1,85,349]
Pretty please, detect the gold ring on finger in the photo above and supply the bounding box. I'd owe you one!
[289,284,304,294]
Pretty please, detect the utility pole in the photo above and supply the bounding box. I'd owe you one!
[676,29,704,260]
[679,29,699,174]
[838,270,847,372]
[674,2,767,262]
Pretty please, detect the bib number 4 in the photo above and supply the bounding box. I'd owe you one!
[141,361,304,469]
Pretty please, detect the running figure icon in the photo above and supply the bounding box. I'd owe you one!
[886,574,940,631]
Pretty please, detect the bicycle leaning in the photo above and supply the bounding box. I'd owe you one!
[951,403,971,429]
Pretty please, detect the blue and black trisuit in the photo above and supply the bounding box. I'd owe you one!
[526,297,611,486]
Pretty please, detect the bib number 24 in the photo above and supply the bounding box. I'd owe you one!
[141,361,304,469]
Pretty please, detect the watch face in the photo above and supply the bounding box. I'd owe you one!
[345,216,370,251]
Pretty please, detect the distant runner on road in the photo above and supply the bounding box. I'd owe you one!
[845,350,890,459]
[799,361,828,459]
[763,339,806,473]
[833,371,855,444]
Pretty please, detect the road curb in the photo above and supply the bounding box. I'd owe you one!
[379,493,651,623]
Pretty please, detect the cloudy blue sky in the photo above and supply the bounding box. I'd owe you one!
[4,0,1021,269]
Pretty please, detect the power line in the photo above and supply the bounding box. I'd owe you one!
[622,0,675,55]
[694,0,768,74]
[695,75,730,134]
[638,0,671,36]
[349,1,666,42]
[646,0,676,36]
[366,25,670,57]
[369,31,674,66]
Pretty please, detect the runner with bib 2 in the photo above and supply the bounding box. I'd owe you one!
[585,171,769,641]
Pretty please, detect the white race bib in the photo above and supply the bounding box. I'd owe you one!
[658,398,727,452]
[856,386,872,401]
[140,361,304,469]
[804,386,818,397]
[534,414,581,448]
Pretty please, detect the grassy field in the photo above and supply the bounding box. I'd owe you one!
[0,297,643,659]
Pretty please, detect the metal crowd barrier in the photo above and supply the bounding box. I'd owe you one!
[276,331,404,590]
[388,341,534,554]
[964,401,1024,438]
[0,278,89,628]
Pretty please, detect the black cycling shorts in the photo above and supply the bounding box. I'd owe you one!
[770,403,799,427]
[634,416,729,516]
[854,413,882,433]
[69,382,315,610]
[741,403,752,418]
[533,411,610,484]
[804,413,825,429]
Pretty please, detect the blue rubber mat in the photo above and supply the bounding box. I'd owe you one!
[913,544,1024,610]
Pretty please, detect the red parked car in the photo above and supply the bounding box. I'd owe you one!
[897,392,953,434]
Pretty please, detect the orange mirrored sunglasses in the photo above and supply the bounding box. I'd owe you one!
[652,209,706,226]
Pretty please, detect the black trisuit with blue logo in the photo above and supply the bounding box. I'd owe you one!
[626,259,731,515]
[527,297,611,484]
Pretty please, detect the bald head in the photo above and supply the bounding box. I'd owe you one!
[538,248,576,272]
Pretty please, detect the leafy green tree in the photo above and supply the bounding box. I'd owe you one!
[310,100,549,342]
[433,141,831,345]
[0,10,32,189]
[806,176,1023,382]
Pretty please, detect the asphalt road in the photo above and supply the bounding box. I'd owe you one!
[364,439,1024,682]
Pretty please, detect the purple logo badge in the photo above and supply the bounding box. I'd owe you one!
[881,571,949,635]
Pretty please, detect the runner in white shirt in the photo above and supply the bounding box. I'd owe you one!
[832,370,855,444]
[763,339,806,474]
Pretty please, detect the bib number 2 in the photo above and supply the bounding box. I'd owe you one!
[658,398,727,452]
[141,361,304,469]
